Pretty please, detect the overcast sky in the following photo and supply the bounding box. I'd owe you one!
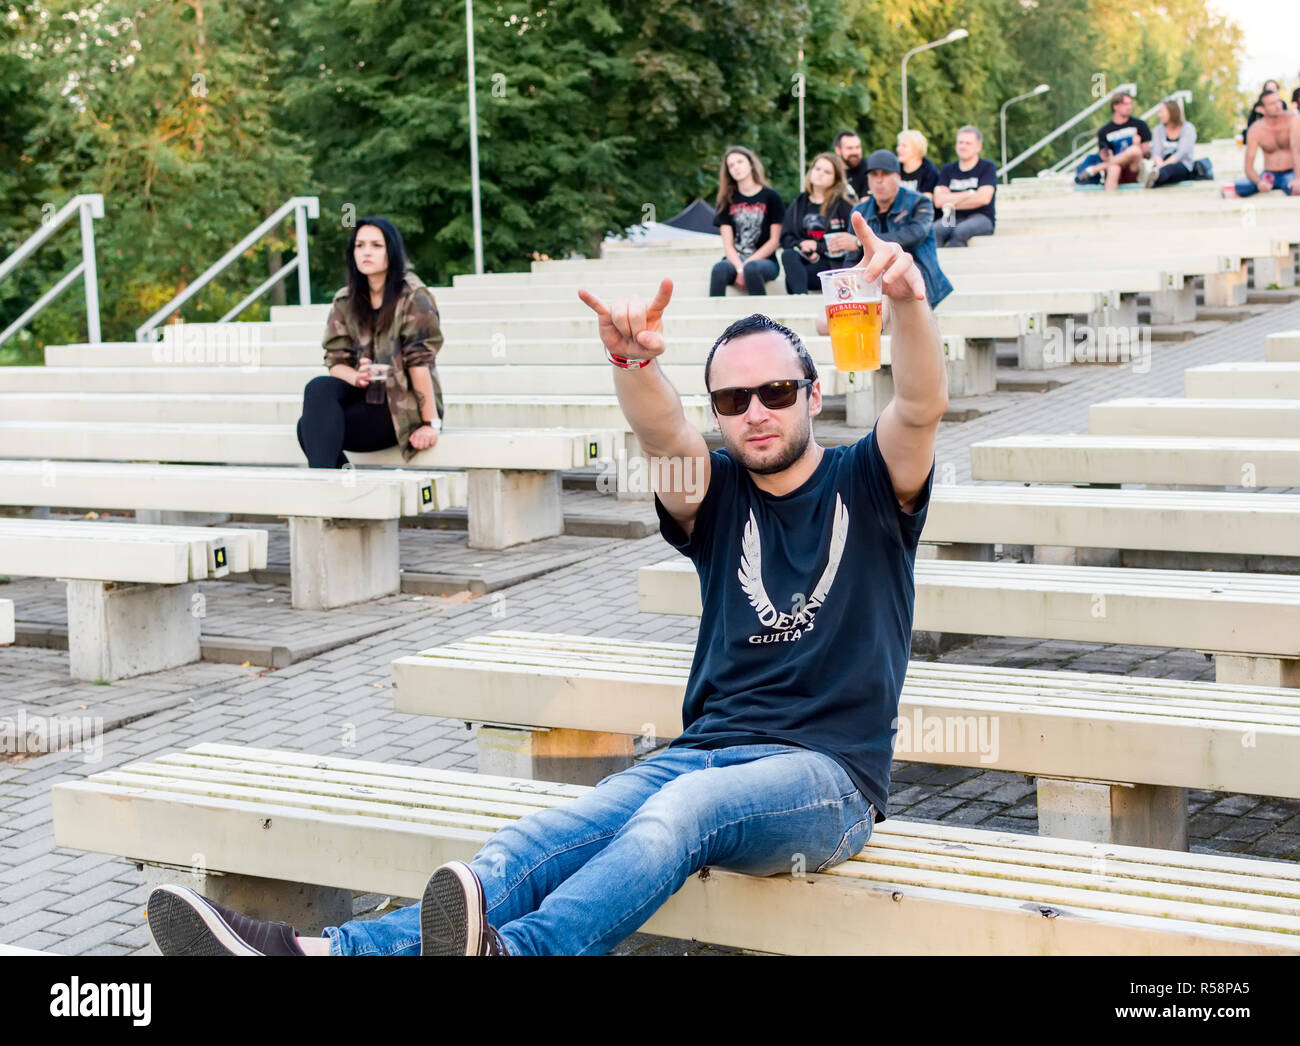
[1209,0,1300,92]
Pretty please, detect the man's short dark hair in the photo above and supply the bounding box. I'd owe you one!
[1110,89,1131,110]
[833,131,860,149]
[703,314,819,393]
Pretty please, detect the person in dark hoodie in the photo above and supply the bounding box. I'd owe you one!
[851,150,952,309]
[779,152,861,293]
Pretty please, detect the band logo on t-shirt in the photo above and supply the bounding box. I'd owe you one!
[740,495,849,643]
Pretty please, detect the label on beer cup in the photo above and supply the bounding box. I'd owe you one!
[825,301,880,317]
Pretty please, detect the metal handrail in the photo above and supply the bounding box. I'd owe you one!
[997,83,1136,180]
[0,194,104,348]
[1045,89,1193,176]
[135,196,319,342]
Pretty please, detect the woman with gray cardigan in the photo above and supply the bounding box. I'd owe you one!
[1146,97,1197,187]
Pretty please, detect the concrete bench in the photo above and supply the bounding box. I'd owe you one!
[637,557,1300,688]
[1267,331,1300,362]
[0,518,267,680]
[1185,363,1300,399]
[0,423,619,550]
[1088,398,1300,439]
[923,485,1300,570]
[0,598,13,645]
[390,630,1300,849]
[970,434,1300,489]
[0,461,463,610]
[49,743,1300,953]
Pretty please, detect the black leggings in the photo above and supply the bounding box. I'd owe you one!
[1152,162,1196,187]
[296,375,397,468]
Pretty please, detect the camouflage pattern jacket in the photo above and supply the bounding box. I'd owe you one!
[321,271,446,461]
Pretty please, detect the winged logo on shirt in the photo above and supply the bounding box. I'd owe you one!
[738,493,849,639]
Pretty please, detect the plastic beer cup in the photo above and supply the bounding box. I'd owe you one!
[818,267,882,372]
[363,361,390,404]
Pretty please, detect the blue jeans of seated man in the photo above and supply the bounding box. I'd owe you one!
[1233,170,1295,196]
[934,212,994,247]
[322,742,874,956]
[709,255,780,295]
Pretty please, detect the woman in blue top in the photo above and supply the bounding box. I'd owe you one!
[1147,97,1198,188]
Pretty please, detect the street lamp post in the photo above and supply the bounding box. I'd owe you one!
[1000,84,1051,184]
[901,28,968,132]
[466,0,484,275]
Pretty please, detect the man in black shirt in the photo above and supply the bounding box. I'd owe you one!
[1084,89,1152,191]
[834,130,869,201]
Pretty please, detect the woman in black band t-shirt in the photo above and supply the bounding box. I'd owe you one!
[710,146,785,296]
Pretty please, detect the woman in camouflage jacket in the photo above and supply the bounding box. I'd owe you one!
[296,216,445,467]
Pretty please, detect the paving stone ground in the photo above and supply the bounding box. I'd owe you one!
[2,297,1299,956]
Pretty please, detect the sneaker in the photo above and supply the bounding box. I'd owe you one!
[420,859,504,956]
[1143,163,1159,188]
[146,884,306,956]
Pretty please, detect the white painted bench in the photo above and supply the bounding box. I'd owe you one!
[0,423,619,550]
[0,518,267,680]
[49,744,1300,953]
[1088,398,1300,438]
[970,434,1300,489]
[923,485,1300,566]
[637,557,1300,688]
[0,461,462,610]
[0,598,13,645]
[391,631,1300,850]
[1185,363,1300,399]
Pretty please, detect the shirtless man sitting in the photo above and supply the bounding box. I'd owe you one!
[1233,90,1300,197]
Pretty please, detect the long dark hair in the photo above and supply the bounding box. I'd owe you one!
[715,146,769,212]
[345,216,408,340]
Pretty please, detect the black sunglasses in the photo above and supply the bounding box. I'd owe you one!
[710,379,813,417]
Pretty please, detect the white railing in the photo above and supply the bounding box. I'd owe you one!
[0,194,104,348]
[1044,90,1193,177]
[997,83,1136,181]
[135,196,319,343]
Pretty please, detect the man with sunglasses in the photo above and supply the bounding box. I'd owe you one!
[144,214,945,958]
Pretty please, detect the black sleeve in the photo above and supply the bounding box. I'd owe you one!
[712,203,730,229]
[854,422,934,549]
[654,450,734,564]
[1137,118,1152,143]
[779,197,802,250]
[977,160,998,188]
[765,188,785,230]
[1097,124,1109,154]
[918,161,940,195]
[936,163,954,188]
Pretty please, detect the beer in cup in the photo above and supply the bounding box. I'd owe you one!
[818,268,883,372]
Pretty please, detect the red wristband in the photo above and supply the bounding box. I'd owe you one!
[605,347,653,370]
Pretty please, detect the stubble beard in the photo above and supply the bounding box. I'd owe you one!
[725,410,813,476]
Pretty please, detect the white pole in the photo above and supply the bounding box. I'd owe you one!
[294,202,311,305]
[797,48,806,183]
[79,199,101,344]
[466,0,484,276]
[901,30,968,134]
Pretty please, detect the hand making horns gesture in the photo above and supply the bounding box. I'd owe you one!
[577,278,675,361]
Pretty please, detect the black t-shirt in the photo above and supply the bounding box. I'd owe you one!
[713,187,785,258]
[900,157,940,195]
[653,426,934,822]
[845,161,869,201]
[1097,116,1152,157]
[936,157,998,224]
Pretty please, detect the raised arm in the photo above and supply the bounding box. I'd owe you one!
[577,280,712,534]
[848,212,947,511]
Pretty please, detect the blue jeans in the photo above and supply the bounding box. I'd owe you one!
[1234,170,1294,196]
[934,212,994,247]
[323,743,874,956]
[709,256,780,295]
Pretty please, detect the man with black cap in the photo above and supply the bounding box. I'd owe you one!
[851,149,951,308]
